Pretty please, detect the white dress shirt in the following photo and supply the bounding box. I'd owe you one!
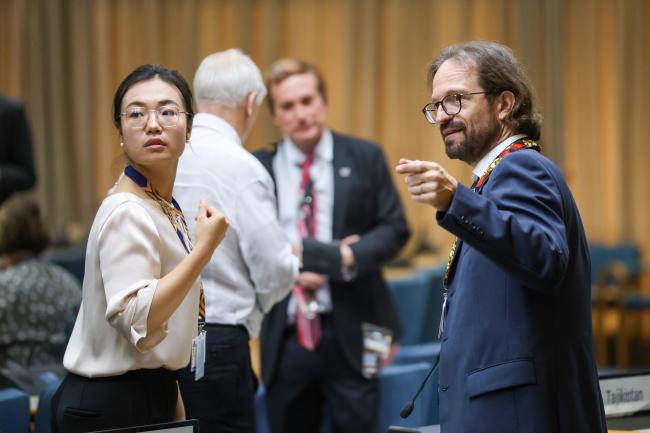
[273,130,335,316]
[174,113,299,337]
[472,134,527,180]
[63,192,201,377]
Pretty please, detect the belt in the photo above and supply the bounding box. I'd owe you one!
[69,367,177,382]
[204,323,249,336]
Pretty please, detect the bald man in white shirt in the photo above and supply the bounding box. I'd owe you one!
[174,49,299,433]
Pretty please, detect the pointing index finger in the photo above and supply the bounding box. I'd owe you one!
[395,159,427,174]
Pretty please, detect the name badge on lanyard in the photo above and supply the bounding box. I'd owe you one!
[191,324,206,381]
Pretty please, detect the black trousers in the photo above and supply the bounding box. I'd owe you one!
[178,323,256,433]
[51,368,178,433]
[265,315,379,433]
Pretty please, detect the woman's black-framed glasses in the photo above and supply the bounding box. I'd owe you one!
[421,91,491,124]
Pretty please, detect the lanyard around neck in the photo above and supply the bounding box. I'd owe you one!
[437,138,540,338]
[442,138,541,288]
[123,165,192,254]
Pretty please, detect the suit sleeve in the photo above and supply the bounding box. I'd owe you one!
[0,102,36,200]
[437,151,569,292]
[303,144,410,281]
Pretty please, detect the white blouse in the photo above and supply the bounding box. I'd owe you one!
[63,192,200,377]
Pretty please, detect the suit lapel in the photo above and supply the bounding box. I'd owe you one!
[332,133,352,239]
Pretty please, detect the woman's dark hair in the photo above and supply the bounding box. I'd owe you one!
[428,41,542,141]
[112,64,194,134]
[0,194,49,255]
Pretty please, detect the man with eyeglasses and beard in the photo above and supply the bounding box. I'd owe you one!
[396,41,606,433]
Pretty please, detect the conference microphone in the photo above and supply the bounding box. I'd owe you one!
[399,355,440,419]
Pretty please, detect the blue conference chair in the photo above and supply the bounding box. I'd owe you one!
[43,240,88,284]
[393,342,441,366]
[35,377,63,433]
[255,386,271,433]
[0,387,30,433]
[388,264,445,345]
[378,362,436,433]
[589,243,641,284]
[590,243,647,367]
[418,264,445,342]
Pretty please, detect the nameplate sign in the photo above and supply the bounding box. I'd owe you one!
[600,373,650,417]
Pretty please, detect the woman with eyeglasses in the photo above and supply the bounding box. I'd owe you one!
[52,64,228,433]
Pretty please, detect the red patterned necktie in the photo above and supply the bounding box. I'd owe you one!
[294,153,321,351]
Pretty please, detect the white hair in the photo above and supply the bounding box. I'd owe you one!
[193,48,267,108]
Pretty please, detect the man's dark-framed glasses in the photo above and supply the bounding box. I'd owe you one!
[421,91,491,124]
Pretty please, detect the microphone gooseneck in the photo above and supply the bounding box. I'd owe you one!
[399,355,440,419]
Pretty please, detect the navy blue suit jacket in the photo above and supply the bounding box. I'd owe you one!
[254,132,410,385]
[436,148,606,432]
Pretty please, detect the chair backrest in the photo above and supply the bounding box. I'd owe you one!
[35,377,63,433]
[418,264,445,342]
[393,342,441,367]
[43,241,87,284]
[388,264,444,345]
[0,387,30,433]
[589,243,642,283]
[0,364,65,396]
[254,386,271,433]
[378,362,437,433]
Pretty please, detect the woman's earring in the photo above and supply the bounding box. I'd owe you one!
[120,141,124,148]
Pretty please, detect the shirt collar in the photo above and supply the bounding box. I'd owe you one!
[472,133,527,180]
[192,112,242,147]
[282,129,334,165]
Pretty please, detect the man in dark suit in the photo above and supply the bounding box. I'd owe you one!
[396,41,606,432]
[0,95,36,203]
[254,58,410,433]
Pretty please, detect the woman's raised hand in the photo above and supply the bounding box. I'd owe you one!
[194,199,228,258]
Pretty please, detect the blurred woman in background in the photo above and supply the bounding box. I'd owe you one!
[0,193,81,368]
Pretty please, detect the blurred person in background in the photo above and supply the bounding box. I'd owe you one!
[175,49,299,433]
[0,94,37,203]
[254,58,410,433]
[0,193,80,368]
[51,64,228,432]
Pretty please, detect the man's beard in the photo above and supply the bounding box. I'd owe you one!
[442,119,500,165]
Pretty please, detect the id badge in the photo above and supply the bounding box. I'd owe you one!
[361,322,393,379]
[191,328,206,381]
